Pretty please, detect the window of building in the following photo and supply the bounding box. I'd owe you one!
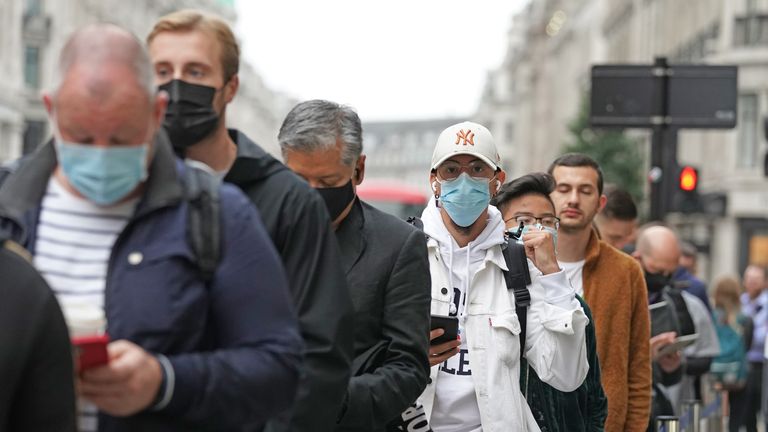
[24,0,42,17]
[737,93,759,168]
[24,46,41,89]
[505,122,515,144]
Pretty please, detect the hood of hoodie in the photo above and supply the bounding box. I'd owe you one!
[223,129,288,185]
[421,201,507,319]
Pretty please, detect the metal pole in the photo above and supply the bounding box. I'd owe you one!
[656,415,680,432]
[650,127,665,221]
[649,57,670,221]
[682,399,701,432]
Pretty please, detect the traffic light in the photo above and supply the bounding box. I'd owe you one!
[679,166,698,192]
[673,165,702,213]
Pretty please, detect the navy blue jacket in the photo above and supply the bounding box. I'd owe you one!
[0,138,303,431]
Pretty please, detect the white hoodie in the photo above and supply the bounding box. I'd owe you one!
[419,203,589,432]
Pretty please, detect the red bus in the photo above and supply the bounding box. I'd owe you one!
[356,180,428,220]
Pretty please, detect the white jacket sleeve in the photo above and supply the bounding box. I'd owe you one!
[522,262,589,392]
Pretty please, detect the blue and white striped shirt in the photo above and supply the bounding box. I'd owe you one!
[34,177,137,432]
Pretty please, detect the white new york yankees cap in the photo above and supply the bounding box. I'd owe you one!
[430,121,501,171]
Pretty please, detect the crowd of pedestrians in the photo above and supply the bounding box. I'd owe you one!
[2,9,768,432]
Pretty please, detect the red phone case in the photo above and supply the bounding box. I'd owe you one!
[72,334,110,371]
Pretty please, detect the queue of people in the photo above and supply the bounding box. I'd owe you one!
[3,8,768,432]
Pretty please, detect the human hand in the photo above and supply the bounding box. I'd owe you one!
[428,328,460,367]
[521,229,560,275]
[658,351,682,373]
[650,331,677,361]
[79,340,163,416]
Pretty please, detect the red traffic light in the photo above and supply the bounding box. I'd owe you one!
[679,166,698,192]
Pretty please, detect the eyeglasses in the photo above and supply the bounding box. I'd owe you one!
[505,213,560,229]
[436,160,496,181]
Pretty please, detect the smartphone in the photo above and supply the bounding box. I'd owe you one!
[72,334,110,371]
[657,333,698,357]
[430,315,459,345]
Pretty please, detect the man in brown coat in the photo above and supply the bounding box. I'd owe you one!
[548,153,651,431]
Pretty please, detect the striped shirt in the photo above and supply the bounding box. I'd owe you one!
[33,177,137,432]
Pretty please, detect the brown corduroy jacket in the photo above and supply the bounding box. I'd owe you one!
[581,229,652,432]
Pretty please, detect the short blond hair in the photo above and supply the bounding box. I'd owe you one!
[147,9,239,83]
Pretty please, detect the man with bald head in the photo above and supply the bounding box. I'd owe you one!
[0,24,302,431]
[633,226,719,419]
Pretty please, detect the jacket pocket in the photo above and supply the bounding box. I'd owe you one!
[490,311,521,366]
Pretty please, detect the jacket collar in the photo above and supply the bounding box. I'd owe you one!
[335,197,367,275]
[0,132,183,226]
[583,227,602,271]
[223,129,275,186]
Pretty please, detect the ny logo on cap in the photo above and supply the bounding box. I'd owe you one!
[455,129,475,146]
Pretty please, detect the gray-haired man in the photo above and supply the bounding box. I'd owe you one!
[280,99,431,432]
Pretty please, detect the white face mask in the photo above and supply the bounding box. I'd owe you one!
[510,223,559,249]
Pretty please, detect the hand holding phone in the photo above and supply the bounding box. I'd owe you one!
[657,333,698,357]
[430,315,459,345]
[73,334,110,372]
[429,315,460,367]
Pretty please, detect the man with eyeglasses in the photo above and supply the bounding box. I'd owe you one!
[491,172,607,432]
[416,122,589,431]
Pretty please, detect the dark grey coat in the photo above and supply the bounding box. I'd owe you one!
[224,130,355,432]
[334,199,431,432]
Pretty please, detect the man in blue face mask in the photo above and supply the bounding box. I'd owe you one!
[418,122,589,431]
[492,172,607,432]
[0,23,303,431]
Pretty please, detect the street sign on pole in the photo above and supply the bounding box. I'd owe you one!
[589,58,738,221]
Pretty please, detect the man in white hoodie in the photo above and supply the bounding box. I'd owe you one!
[419,121,589,431]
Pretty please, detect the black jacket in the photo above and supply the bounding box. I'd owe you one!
[334,199,430,431]
[0,238,76,432]
[224,130,355,432]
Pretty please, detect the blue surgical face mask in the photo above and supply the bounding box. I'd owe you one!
[56,139,149,206]
[439,173,492,227]
[519,223,558,249]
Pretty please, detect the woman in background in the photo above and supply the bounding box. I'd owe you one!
[711,276,753,432]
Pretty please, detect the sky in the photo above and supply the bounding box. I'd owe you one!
[235,1,528,122]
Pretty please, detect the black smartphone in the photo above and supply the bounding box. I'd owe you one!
[430,314,459,345]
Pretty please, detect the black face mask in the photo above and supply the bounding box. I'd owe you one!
[644,270,672,294]
[159,79,220,154]
[316,180,355,221]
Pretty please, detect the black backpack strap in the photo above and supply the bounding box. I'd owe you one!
[501,241,531,362]
[665,287,696,336]
[182,165,221,282]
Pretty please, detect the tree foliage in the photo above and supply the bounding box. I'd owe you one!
[562,94,646,203]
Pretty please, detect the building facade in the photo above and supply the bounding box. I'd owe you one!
[478,0,768,280]
[12,0,289,160]
[362,118,464,195]
[0,0,25,162]
[475,0,609,177]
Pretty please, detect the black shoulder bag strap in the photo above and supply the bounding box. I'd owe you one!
[501,241,531,362]
[182,165,221,282]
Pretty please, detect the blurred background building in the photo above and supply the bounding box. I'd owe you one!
[362,118,462,189]
[475,0,768,281]
[3,0,768,280]
[6,0,292,161]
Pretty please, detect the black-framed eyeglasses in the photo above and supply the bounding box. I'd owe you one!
[505,213,560,229]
